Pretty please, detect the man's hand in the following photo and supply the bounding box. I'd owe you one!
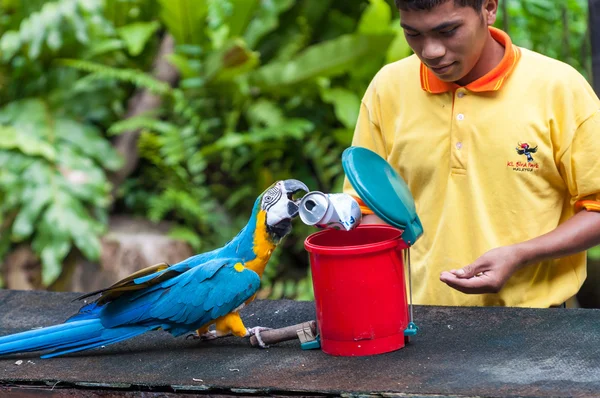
[440,245,524,294]
[440,211,600,295]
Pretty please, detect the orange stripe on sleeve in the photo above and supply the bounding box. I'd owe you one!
[351,196,375,215]
[575,200,600,213]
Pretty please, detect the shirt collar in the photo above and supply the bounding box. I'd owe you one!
[420,27,521,94]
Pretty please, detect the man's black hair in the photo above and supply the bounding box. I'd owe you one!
[395,0,485,12]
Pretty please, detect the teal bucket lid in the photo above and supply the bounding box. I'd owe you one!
[342,146,423,245]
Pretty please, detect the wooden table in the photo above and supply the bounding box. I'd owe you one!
[0,290,599,397]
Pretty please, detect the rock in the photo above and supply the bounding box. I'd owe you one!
[66,216,194,294]
[2,245,43,290]
[1,216,194,294]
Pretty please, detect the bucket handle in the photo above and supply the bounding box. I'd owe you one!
[402,246,419,336]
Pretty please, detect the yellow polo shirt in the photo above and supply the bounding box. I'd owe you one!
[344,27,600,307]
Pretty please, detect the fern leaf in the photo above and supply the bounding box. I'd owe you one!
[108,116,174,136]
[58,59,173,95]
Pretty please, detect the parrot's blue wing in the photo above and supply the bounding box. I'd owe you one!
[132,249,223,285]
[100,258,261,335]
[74,248,224,307]
[151,262,261,336]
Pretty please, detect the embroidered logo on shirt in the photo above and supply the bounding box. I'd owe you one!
[515,142,538,162]
[506,142,540,172]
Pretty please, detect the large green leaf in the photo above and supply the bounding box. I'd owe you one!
[33,192,103,284]
[40,240,70,286]
[248,33,395,89]
[357,0,392,35]
[117,21,161,56]
[67,208,102,260]
[386,22,412,63]
[0,31,21,61]
[320,87,361,130]
[158,0,208,45]
[54,119,123,171]
[224,0,259,39]
[298,0,334,26]
[58,146,111,208]
[243,0,294,48]
[33,200,72,286]
[0,125,56,161]
[11,179,52,240]
[0,99,48,132]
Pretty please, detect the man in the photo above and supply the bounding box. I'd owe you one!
[344,0,600,307]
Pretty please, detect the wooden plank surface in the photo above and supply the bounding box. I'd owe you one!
[0,290,600,397]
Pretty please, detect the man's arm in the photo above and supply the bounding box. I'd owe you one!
[440,210,600,294]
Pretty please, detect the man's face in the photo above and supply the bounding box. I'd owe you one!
[400,0,495,83]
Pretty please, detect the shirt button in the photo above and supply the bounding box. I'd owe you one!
[456,142,463,150]
[457,113,465,121]
[457,91,465,98]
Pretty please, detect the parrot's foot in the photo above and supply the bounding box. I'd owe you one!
[247,326,271,348]
[186,330,230,340]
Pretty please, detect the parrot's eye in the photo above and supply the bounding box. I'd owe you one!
[262,187,281,210]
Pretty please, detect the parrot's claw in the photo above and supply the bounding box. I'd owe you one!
[247,326,271,348]
[186,330,220,340]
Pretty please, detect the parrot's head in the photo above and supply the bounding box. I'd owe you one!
[258,179,309,242]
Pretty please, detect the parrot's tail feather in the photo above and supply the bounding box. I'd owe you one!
[40,326,151,359]
[65,302,103,323]
[0,319,103,355]
[0,319,153,358]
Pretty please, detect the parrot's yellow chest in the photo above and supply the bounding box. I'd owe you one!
[245,211,276,277]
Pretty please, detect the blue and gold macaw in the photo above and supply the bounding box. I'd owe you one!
[0,179,308,358]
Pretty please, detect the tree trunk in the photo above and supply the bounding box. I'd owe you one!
[109,34,179,201]
[591,0,600,94]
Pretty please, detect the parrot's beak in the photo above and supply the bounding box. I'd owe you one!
[283,179,310,196]
[265,179,309,240]
[283,179,310,216]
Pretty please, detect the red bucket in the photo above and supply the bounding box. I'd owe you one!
[304,224,410,356]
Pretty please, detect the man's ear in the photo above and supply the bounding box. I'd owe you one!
[483,0,499,26]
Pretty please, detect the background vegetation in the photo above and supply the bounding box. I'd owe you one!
[0,0,596,301]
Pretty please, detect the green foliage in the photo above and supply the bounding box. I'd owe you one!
[0,0,109,61]
[0,99,121,285]
[117,21,161,56]
[589,246,600,261]
[58,59,172,94]
[47,0,405,298]
[496,0,591,78]
[0,0,594,300]
[158,0,208,46]
[0,0,138,287]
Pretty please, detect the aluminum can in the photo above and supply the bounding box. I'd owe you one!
[299,191,361,231]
